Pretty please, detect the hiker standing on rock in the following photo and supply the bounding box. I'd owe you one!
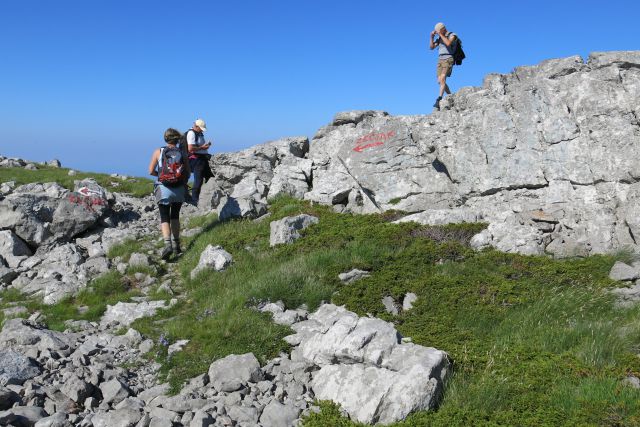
[186,118,214,206]
[429,22,458,110]
[148,128,190,259]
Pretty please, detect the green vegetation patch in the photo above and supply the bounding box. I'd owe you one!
[129,196,640,424]
[0,271,141,331]
[3,193,638,425]
[0,165,153,197]
[106,238,146,261]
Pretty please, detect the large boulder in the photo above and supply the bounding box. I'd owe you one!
[210,136,310,192]
[0,184,62,246]
[286,304,450,425]
[50,179,109,241]
[0,180,109,248]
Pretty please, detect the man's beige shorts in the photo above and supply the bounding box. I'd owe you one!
[437,57,454,78]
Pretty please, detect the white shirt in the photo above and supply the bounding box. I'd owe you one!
[187,129,209,155]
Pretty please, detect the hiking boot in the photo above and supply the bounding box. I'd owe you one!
[161,244,173,260]
[433,96,442,109]
[174,242,182,255]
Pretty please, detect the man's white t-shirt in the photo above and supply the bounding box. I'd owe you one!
[186,130,208,155]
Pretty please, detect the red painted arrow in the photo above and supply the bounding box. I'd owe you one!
[353,141,384,152]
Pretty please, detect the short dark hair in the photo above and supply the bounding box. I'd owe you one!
[164,128,182,144]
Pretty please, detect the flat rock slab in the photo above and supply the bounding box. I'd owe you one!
[100,300,174,327]
[208,353,264,393]
[91,408,141,427]
[0,319,71,354]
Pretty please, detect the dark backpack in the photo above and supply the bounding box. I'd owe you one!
[158,146,186,186]
[453,37,466,65]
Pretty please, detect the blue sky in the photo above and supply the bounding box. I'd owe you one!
[1,0,638,177]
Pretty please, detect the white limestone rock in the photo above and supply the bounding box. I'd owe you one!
[190,245,233,279]
[207,353,264,393]
[100,300,174,327]
[609,261,640,281]
[269,214,319,247]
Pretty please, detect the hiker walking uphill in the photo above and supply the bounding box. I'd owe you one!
[186,118,214,206]
[429,22,463,110]
[148,128,190,259]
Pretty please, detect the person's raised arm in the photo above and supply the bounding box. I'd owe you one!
[429,30,438,50]
[148,149,160,176]
[438,32,456,47]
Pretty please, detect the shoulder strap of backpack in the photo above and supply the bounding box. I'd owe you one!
[158,147,165,170]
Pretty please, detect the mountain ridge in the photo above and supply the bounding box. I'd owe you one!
[204,50,640,258]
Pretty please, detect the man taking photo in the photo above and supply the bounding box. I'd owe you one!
[429,22,458,110]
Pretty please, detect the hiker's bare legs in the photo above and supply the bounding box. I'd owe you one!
[160,222,171,239]
[438,74,450,98]
[170,219,180,241]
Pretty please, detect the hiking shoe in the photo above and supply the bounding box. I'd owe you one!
[433,96,442,109]
[161,244,173,260]
[174,243,182,255]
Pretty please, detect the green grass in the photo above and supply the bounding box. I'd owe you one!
[0,271,141,331]
[106,238,147,261]
[185,212,219,229]
[3,194,639,425]
[0,238,164,330]
[0,165,153,197]
[125,196,640,425]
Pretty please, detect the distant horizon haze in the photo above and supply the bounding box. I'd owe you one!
[1,0,638,177]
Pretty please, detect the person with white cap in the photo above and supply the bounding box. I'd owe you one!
[185,118,214,206]
[429,22,458,110]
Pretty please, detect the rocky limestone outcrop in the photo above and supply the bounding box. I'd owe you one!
[0,301,450,426]
[0,167,161,303]
[202,136,311,219]
[200,51,640,257]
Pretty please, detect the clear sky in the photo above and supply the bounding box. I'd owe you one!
[1,0,638,177]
